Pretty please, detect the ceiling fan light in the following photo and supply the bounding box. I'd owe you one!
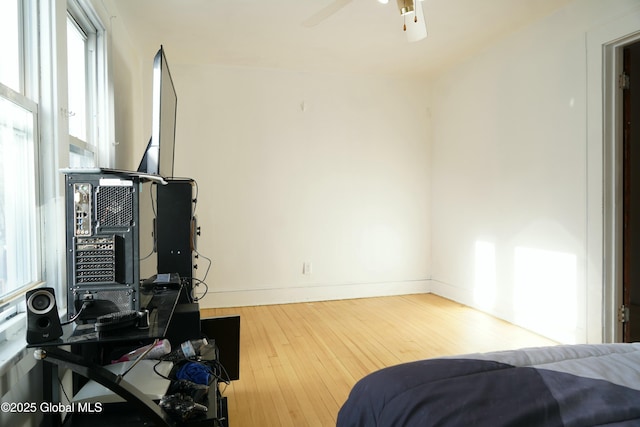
[377,0,389,4]
[397,0,415,16]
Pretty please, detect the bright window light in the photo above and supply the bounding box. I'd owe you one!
[67,16,88,141]
[0,0,21,92]
[0,94,39,299]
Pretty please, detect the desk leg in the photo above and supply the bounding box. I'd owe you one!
[42,360,62,427]
[36,346,175,427]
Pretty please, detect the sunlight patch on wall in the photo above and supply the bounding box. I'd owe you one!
[514,247,577,344]
[474,241,496,311]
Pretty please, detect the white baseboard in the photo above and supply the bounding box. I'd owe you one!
[429,280,475,307]
[199,280,432,308]
[430,279,517,323]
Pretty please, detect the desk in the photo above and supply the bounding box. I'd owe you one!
[43,287,181,347]
[30,288,181,427]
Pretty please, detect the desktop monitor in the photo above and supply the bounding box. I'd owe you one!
[138,45,177,179]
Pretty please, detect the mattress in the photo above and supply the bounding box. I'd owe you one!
[337,343,640,426]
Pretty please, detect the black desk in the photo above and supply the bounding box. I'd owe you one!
[30,288,182,427]
[37,287,181,347]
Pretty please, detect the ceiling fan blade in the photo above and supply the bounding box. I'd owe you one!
[302,0,355,28]
[405,0,426,42]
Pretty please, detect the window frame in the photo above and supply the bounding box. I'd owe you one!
[0,0,112,338]
[0,82,43,306]
[0,0,43,337]
[66,0,111,169]
[67,2,97,166]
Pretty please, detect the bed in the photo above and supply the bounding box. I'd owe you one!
[337,343,640,426]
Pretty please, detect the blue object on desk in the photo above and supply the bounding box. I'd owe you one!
[175,362,211,385]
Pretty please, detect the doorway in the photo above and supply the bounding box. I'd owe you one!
[623,41,640,342]
[589,7,640,344]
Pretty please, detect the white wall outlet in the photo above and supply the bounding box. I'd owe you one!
[303,261,313,275]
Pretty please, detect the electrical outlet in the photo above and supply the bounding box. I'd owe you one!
[303,261,313,275]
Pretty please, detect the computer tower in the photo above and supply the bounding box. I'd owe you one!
[64,171,142,320]
[156,179,196,299]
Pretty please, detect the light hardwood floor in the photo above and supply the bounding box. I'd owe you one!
[201,293,557,427]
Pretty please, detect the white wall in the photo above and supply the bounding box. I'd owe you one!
[103,10,434,309]
[430,0,640,344]
[171,66,432,307]
[105,0,640,344]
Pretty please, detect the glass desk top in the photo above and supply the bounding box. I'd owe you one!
[28,287,181,348]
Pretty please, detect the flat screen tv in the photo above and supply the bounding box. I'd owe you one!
[138,46,177,178]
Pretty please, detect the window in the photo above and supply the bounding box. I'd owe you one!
[0,0,41,306]
[0,88,39,301]
[67,17,88,142]
[0,0,22,93]
[67,0,107,168]
[0,0,110,331]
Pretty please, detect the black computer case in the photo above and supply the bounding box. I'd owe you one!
[156,179,196,298]
[64,171,142,320]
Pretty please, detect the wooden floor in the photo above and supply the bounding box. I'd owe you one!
[201,293,557,427]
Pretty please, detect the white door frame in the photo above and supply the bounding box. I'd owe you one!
[587,8,640,343]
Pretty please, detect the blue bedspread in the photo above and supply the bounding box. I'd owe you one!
[337,344,640,426]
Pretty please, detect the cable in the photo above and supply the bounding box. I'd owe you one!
[190,278,209,302]
[61,301,90,325]
[189,178,199,217]
[140,247,155,261]
[150,181,158,217]
[194,249,213,283]
[179,178,214,293]
[57,372,72,404]
[198,336,231,389]
[152,359,173,381]
[188,178,213,284]
[208,358,231,392]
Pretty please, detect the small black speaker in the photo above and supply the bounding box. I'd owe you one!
[26,288,63,344]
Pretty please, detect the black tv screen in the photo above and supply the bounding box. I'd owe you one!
[138,46,177,178]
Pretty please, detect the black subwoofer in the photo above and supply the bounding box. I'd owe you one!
[26,288,63,344]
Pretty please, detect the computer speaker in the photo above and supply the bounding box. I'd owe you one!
[26,288,63,344]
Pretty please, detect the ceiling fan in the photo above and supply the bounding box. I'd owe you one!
[302,0,427,42]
